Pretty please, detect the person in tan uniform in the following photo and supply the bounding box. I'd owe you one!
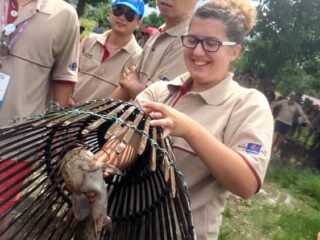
[271,94,310,152]
[111,0,198,100]
[0,0,79,127]
[0,0,79,231]
[72,0,144,104]
[136,1,274,239]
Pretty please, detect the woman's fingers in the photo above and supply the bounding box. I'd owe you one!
[143,102,167,112]
[143,102,169,119]
[149,111,164,119]
[142,101,186,137]
[143,101,174,130]
[150,118,172,128]
[150,118,173,138]
[163,128,171,138]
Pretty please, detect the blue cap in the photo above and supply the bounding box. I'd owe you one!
[112,0,145,18]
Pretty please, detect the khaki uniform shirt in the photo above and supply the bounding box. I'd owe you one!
[73,31,142,103]
[0,0,79,127]
[275,99,304,125]
[136,19,189,84]
[136,73,274,240]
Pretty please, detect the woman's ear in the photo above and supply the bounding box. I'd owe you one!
[230,44,242,62]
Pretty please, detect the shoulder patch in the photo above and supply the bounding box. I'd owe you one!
[246,143,262,154]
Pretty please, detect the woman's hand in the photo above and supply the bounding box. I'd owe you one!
[142,101,193,138]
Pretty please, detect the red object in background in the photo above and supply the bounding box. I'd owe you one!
[141,26,159,35]
[0,160,31,213]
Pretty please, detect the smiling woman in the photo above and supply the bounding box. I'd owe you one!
[135,0,274,239]
[183,17,241,91]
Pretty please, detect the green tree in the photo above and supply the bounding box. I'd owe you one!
[144,0,156,8]
[141,12,164,29]
[239,0,320,95]
[83,2,111,27]
[65,0,110,17]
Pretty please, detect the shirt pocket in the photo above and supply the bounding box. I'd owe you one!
[79,50,102,73]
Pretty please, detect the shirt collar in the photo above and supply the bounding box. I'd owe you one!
[167,72,237,106]
[167,72,192,94]
[164,18,190,37]
[200,73,237,105]
[96,30,138,54]
[36,0,56,15]
[96,31,110,45]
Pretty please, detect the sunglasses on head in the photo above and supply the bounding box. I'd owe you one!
[112,5,137,22]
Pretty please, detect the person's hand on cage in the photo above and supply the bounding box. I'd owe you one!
[142,101,196,138]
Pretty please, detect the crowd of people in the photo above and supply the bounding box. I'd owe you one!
[293,97,320,149]
[3,0,316,239]
[233,72,320,163]
[272,93,320,152]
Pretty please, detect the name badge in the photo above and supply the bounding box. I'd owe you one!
[0,72,11,108]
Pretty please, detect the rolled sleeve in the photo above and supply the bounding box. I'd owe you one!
[224,91,274,188]
[52,7,80,82]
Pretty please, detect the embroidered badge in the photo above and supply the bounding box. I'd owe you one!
[70,62,77,71]
[246,143,262,154]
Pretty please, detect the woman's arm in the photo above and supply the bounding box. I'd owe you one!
[143,101,268,199]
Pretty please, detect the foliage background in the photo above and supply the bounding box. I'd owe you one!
[237,0,320,97]
[66,0,320,98]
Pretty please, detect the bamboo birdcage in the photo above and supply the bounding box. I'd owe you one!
[0,99,195,240]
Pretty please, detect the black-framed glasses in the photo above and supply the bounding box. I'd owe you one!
[112,5,137,22]
[181,35,237,52]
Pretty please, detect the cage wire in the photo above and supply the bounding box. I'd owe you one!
[0,99,195,240]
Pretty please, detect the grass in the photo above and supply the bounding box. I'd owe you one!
[218,164,320,240]
[266,165,320,210]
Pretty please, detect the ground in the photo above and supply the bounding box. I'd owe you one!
[218,163,320,240]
